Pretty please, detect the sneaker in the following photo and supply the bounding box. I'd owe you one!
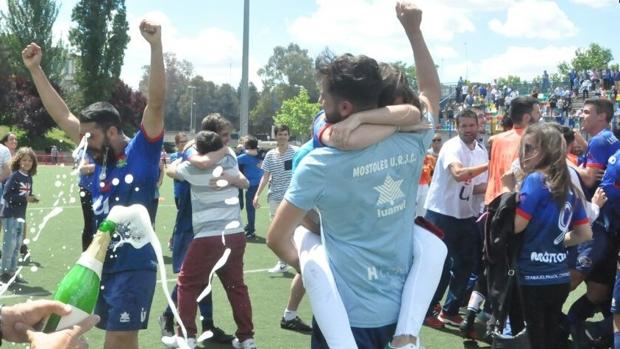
[20,244,28,256]
[0,273,11,284]
[423,315,444,329]
[159,314,174,337]
[245,232,256,240]
[280,316,312,334]
[13,275,27,284]
[431,303,441,316]
[203,326,234,344]
[232,337,257,349]
[268,261,289,273]
[161,335,197,349]
[438,311,464,327]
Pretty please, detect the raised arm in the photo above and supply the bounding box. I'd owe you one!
[325,104,422,149]
[22,43,80,143]
[139,20,165,138]
[396,2,441,120]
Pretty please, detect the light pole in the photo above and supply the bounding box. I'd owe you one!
[239,0,250,137]
[188,86,196,133]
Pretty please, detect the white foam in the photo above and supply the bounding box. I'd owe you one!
[212,166,223,177]
[32,207,64,242]
[216,179,228,188]
[124,174,134,184]
[196,248,231,303]
[112,178,120,186]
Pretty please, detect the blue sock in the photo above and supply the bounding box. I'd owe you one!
[614,332,620,349]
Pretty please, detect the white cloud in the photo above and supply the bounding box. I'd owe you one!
[433,46,459,60]
[0,1,7,14]
[489,0,578,40]
[120,11,261,90]
[288,0,482,63]
[571,0,615,8]
[442,45,577,83]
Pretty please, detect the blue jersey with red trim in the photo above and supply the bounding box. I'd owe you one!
[90,126,164,274]
[312,111,329,148]
[585,129,620,170]
[601,149,620,231]
[516,171,588,285]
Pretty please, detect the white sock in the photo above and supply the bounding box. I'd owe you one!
[293,226,358,349]
[283,309,297,321]
[394,224,447,338]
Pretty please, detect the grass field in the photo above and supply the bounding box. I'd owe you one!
[1,165,588,349]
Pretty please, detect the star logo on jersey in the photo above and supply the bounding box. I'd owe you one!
[119,311,131,323]
[374,175,405,206]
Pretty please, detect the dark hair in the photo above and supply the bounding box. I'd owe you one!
[559,125,575,145]
[201,113,232,133]
[79,102,122,131]
[509,96,539,124]
[274,125,289,135]
[456,109,478,127]
[378,63,422,113]
[244,135,258,150]
[195,131,223,155]
[174,132,188,145]
[0,132,16,146]
[316,54,382,110]
[500,115,513,130]
[584,98,614,123]
[11,147,38,176]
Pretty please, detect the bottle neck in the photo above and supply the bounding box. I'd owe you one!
[84,220,116,263]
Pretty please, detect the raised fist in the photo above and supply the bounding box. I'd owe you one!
[140,20,162,45]
[22,43,43,70]
[396,2,422,33]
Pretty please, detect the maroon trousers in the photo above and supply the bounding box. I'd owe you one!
[177,233,253,340]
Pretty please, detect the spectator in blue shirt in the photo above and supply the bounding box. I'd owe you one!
[237,136,264,239]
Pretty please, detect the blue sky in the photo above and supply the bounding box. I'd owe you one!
[2,0,618,89]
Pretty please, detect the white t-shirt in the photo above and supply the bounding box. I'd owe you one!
[425,136,488,219]
[0,144,10,168]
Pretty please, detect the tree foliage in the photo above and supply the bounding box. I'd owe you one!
[1,0,67,82]
[558,43,614,75]
[252,43,319,135]
[69,0,130,107]
[273,88,320,139]
[108,79,146,135]
[496,75,522,88]
[0,75,59,137]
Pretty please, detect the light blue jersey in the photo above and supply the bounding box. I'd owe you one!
[285,130,432,328]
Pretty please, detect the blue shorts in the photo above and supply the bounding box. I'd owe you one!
[310,318,396,349]
[567,224,614,282]
[95,270,157,331]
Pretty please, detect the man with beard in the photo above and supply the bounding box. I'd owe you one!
[423,109,488,328]
[21,20,165,349]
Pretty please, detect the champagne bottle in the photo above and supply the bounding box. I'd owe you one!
[43,219,116,332]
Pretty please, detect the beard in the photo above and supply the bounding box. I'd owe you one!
[324,109,344,124]
[88,137,117,167]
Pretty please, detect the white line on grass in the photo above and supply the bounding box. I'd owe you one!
[0,267,275,299]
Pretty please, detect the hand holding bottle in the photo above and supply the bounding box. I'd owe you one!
[1,300,71,342]
[24,313,99,349]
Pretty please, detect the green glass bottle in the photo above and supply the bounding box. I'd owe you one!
[44,219,116,332]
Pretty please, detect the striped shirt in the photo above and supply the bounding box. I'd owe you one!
[176,149,244,239]
[262,145,297,202]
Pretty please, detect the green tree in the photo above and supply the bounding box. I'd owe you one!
[571,43,613,72]
[140,52,193,131]
[496,75,522,88]
[69,0,130,106]
[392,61,417,89]
[258,43,318,98]
[1,0,67,81]
[273,88,320,139]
